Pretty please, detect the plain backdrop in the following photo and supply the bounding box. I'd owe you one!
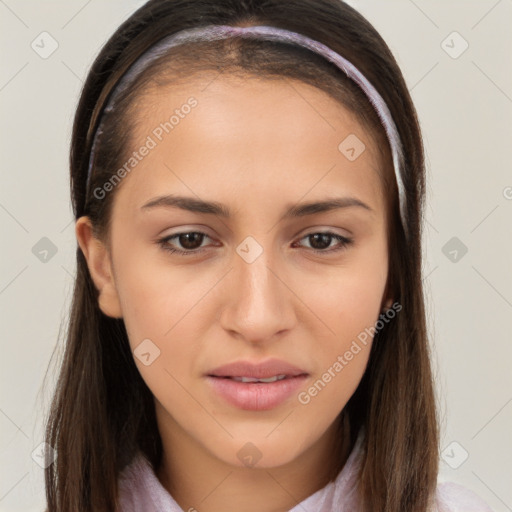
[0,1,511,510]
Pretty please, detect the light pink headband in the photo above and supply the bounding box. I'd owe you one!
[87,24,408,236]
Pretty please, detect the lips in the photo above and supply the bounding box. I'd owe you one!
[207,358,309,380]
[205,358,310,410]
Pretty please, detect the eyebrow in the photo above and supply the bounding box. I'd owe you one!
[140,194,373,219]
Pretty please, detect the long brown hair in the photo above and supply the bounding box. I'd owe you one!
[42,1,439,510]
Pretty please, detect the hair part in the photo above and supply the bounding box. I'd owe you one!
[43,1,438,511]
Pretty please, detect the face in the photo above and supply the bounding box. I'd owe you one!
[79,73,392,471]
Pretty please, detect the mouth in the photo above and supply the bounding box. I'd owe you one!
[206,358,309,380]
[208,374,307,383]
[205,359,310,411]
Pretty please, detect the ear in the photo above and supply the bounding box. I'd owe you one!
[381,297,393,312]
[381,275,394,312]
[75,216,122,318]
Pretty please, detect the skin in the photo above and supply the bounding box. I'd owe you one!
[76,73,393,512]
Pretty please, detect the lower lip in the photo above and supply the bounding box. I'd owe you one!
[206,375,309,411]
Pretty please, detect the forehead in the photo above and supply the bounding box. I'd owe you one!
[114,74,387,217]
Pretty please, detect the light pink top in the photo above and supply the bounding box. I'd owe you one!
[118,432,494,511]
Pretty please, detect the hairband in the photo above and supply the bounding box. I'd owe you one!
[86,24,408,237]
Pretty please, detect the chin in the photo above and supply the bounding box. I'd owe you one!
[213,435,308,470]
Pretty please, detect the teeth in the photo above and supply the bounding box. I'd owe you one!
[232,374,288,383]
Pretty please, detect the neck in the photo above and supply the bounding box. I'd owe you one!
[155,409,352,512]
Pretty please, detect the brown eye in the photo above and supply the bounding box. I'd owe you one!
[175,232,205,250]
[295,232,353,254]
[157,230,353,257]
[158,232,211,255]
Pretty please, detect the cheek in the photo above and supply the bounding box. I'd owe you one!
[113,252,205,413]
[113,247,206,344]
[298,246,388,340]
[298,252,387,403]
[112,249,216,395]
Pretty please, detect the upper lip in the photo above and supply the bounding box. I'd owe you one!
[207,358,309,379]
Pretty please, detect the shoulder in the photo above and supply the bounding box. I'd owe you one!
[434,480,494,512]
[117,454,151,511]
[117,452,183,512]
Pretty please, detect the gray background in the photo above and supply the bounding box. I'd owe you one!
[1,0,511,510]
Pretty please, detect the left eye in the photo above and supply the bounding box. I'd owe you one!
[294,232,353,253]
[157,231,353,256]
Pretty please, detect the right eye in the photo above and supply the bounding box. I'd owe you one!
[157,231,213,256]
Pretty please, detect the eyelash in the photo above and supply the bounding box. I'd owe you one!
[157,231,353,256]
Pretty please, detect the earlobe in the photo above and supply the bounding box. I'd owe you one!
[381,275,394,312]
[381,297,393,312]
[75,216,123,318]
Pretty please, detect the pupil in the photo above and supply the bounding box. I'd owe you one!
[180,232,203,249]
[310,233,331,250]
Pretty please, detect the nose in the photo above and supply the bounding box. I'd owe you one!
[219,242,296,345]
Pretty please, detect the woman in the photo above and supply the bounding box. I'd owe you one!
[43,1,493,510]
